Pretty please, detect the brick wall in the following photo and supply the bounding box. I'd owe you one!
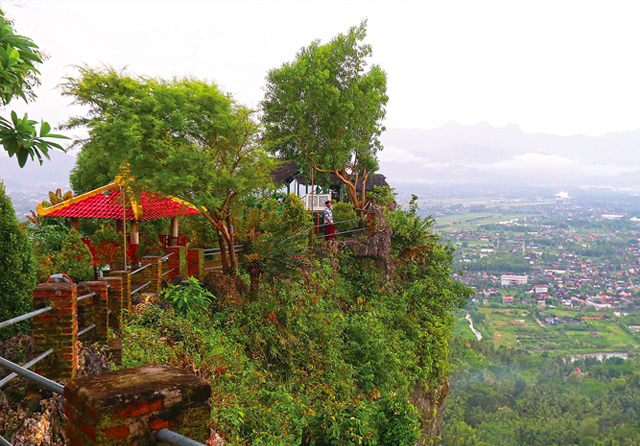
[32,283,78,380]
[187,248,205,280]
[167,246,187,281]
[64,364,211,445]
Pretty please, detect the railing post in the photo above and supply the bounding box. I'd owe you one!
[63,364,211,445]
[110,270,131,311]
[101,276,123,334]
[187,248,205,280]
[167,246,186,281]
[141,256,162,295]
[77,281,109,344]
[32,283,78,380]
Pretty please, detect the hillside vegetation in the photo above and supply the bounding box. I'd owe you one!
[120,198,469,445]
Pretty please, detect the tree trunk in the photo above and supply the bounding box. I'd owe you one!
[226,216,238,273]
[334,169,369,211]
[217,230,229,273]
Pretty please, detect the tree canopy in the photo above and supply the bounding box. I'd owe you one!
[63,67,274,271]
[0,10,66,167]
[261,20,388,209]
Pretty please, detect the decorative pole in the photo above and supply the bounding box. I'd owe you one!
[113,180,127,270]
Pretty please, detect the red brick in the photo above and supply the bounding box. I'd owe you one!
[118,398,163,418]
[149,418,171,430]
[104,425,130,440]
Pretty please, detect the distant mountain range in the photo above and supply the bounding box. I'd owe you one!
[379,122,640,194]
[2,121,640,218]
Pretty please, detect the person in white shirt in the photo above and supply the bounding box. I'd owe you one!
[324,200,335,240]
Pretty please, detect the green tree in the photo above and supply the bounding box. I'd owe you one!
[261,20,388,209]
[0,181,36,338]
[54,229,94,283]
[63,67,275,272]
[0,10,66,166]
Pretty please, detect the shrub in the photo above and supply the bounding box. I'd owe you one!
[0,182,37,338]
[54,229,94,283]
[27,224,68,282]
[162,277,214,318]
[332,201,359,233]
[91,224,124,268]
[138,220,164,257]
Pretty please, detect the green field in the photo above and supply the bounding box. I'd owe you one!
[462,307,639,354]
[434,212,528,232]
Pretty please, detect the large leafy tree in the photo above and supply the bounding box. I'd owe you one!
[0,10,66,167]
[0,181,36,339]
[63,67,274,272]
[261,20,388,209]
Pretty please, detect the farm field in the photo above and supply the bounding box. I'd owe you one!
[433,212,528,231]
[463,307,640,354]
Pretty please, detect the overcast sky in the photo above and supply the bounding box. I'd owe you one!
[3,0,640,139]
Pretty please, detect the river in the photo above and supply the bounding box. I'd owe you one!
[466,313,482,341]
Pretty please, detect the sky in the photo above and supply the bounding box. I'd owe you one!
[3,0,640,139]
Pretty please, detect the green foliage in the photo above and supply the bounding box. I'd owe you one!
[332,201,359,233]
[90,224,123,268]
[27,223,68,282]
[162,277,214,318]
[0,181,36,338]
[116,196,469,445]
[63,66,275,271]
[369,185,396,209]
[53,229,94,283]
[443,336,640,446]
[137,220,164,257]
[261,20,388,207]
[0,10,67,166]
[388,195,436,259]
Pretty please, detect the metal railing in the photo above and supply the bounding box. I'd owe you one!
[0,306,52,330]
[203,244,243,257]
[0,284,207,446]
[77,292,95,303]
[0,354,206,446]
[161,252,175,261]
[316,227,368,238]
[203,245,244,271]
[0,348,53,389]
[131,281,152,295]
[131,263,151,276]
[314,216,365,229]
[162,268,176,278]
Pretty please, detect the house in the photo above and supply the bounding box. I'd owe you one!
[271,161,391,210]
[501,275,528,286]
[534,285,548,294]
[503,296,514,304]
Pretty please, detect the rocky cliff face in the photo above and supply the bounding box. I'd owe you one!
[411,379,450,444]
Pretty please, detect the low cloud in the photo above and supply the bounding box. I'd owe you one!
[466,153,640,177]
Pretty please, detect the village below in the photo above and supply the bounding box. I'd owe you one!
[428,191,640,445]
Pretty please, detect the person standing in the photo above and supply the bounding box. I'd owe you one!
[324,200,335,240]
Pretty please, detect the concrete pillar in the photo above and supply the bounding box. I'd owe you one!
[110,270,132,312]
[63,364,211,445]
[130,220,140,245]
[167,246,186,281]
[187,248,204,280]
[77,281,109,345]
[170,216,179,246]
[141,256,162,295]
[32,283,78,380]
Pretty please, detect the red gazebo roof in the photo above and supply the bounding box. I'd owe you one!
[37,181,201,221]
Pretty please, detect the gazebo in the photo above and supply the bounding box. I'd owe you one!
[36,176,201,266]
